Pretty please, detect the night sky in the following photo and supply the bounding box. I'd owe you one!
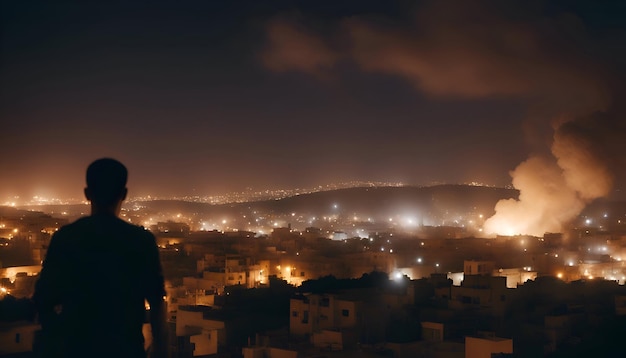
[1,1,625,201]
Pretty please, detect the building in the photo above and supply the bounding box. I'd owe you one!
[0,321,40,356]
[465,334,513,358]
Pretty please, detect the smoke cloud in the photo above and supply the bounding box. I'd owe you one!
[262,16,339,78]
[262,1,626,236]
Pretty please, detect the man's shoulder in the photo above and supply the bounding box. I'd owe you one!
[52,217,89,238]
[54,215,155,241]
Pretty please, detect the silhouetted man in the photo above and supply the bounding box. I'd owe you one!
[33,158,167,358]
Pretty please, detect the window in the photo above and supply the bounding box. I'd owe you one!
[341,309,349,317]
[292,311,298,317]
[433,330,441,341]
[300,271,305,277]
[302,310,309,324]
[320,298,330,307]
[500,294,506,302]
[15,333,20,343]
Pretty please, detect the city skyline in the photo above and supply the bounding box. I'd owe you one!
[2,1,625,206]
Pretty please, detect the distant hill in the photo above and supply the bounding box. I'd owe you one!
[137,185,519,222]
[10,185,626,232]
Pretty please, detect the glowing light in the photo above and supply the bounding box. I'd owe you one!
[557,273,563,279]
[417,258,422,263]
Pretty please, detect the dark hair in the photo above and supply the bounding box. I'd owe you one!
[86,158,128,205]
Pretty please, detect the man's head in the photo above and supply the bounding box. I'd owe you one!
[84,158,128,211]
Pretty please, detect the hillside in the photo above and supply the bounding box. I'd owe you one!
[138,184,519,221]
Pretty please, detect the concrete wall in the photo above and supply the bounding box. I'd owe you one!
[0,322,40,355]
[465,336,513,358]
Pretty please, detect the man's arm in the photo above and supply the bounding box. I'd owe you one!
[144,232,167,358]
[33,232,65,323]
[147,295,167,358]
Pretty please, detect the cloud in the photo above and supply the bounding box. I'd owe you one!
[261,16,339,78]
[262,1,610,109]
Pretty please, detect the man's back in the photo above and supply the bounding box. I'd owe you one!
[34,214,165,357]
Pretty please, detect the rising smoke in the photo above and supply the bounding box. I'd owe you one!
[262,1,626,236]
